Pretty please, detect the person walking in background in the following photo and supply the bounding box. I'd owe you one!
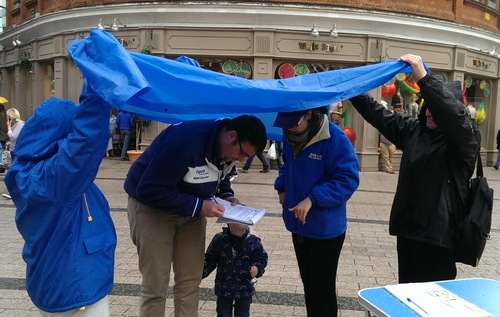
[391,93,404,113]
[0,104,9,173]
[273,105,359,317]
[4,83,117,316]
[265,140,281,169]
[125,114,267,317]
[329,101,343,126]
[349,54,479,283]
[203,223,268,317]
[0,104,8,149]
[116,110,132,161]
[239,151,270,173]
[467,104,477,126]
[106,109,117,158]
[378,101,396,174]
[494,129,500,170]
[6,108,25,161]
[405,94,419,118]
[275,141,283,169]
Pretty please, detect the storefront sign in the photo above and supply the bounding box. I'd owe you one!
[298,42,342,53]
[472,59,490,69]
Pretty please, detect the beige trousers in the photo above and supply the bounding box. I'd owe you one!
[128,197,207,317]
[379,142,396,172]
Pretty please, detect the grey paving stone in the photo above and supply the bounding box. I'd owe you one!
[1,159,499,316]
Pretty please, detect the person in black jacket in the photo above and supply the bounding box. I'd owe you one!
[494,129,500,170]
[350,54,479,283]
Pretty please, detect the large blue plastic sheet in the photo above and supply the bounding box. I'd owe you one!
[69,30,417,140]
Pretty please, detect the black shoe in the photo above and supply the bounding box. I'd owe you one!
[239,169,248,173]
[260,169,270,173]
[494,165,499,170]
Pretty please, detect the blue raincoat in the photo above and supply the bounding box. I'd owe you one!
[4,86,117,312]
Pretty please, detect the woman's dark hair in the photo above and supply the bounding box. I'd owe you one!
[226,115,267,152]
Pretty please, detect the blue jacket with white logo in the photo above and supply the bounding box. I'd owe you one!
[124,119,235,216]
[5,89,116,312]
[274,117,359,239]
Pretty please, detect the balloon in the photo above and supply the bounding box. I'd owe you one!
[342,127,356,144]
[476,108,486,124]
[382,83,397,98]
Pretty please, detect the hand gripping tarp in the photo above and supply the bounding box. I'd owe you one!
[68,30,417,139]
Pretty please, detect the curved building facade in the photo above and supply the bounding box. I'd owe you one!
[0,1,498,170]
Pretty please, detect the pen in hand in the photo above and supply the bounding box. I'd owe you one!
[211,195,219,204]
[407,297,428,315]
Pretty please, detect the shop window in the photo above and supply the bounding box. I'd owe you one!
[196,58,253,79]
[273,62,356,79]
[464,76,491,142]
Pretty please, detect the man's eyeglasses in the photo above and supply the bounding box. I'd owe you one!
[238,139,251,158]
[293,115,306,128]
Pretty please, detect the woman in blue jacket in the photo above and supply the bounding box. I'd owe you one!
[273,106,359,317]
[5,83,117,316]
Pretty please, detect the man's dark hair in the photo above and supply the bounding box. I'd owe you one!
[227,115,267,152]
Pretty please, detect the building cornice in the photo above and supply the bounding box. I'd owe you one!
[0,3,498,55]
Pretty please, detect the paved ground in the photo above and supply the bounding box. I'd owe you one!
[0,158,499,317]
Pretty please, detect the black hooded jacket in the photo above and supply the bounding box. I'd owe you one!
[350,74,479,250]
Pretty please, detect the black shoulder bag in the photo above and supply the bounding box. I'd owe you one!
[455,153,493,267]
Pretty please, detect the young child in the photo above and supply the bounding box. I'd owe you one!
[203,223,268,317]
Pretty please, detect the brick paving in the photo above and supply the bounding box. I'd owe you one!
[0,158,499,317]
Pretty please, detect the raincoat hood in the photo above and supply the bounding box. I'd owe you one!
[15,98,77,161]
[417,80,465,129]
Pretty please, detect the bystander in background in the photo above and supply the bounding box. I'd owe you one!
[494,129,500,170]
[329,101,344,126]
[106,109,117,158]
[405,94,419,118]
[239,151,270,173]
[6,108,25,161]
[116,110,132,161]
[378,101,396,174]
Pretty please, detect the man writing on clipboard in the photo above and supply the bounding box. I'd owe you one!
[125,107,267,316]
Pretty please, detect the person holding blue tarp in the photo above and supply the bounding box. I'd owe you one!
[273,105,359,317]
[4,82,117,316]
[349,54,479,283]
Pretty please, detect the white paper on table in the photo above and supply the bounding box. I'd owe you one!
[214,198,266,225]
[384,282,493,317]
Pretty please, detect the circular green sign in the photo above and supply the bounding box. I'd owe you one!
[222,60,237,74]
[294,63,310,76]
[234,62,252,78]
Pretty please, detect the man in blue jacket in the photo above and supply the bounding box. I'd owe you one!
[5,83,117,316]
[116,110,133,160]
[125,115,267,317]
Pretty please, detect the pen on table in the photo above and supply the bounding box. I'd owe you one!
[407,297,428,315]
